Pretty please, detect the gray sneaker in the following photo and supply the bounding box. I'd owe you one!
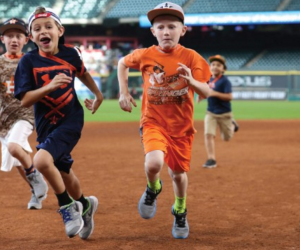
[171,206,189,239]
[28,190,42,210]
[138,181,162,219]
[79,196,98,240]
[58,201,84,238]
[26,170,48,199]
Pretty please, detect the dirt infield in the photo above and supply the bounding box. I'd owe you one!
[0,120,299,250]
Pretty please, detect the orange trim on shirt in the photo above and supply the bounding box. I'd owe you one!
[33,65,73,85]
[44,93,73,119]
[44,88,72,105]
[40,99,65,117]
[4,53,23,59]
[39,51,77,71]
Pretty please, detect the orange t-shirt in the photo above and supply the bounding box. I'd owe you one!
[124,44,211,137]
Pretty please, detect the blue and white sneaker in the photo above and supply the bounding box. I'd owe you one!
[138,181,162,219]
[171,206,189,239]
[58,201,84,238]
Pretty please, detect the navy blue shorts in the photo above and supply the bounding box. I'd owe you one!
[36,127,81,173]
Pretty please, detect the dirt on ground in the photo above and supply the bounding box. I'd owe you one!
[0,120,299,250]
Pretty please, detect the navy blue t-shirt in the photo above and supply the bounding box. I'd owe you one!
[14,45,86,142]
[207,75,232,114]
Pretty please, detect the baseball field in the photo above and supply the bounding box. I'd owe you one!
[1,100,300,250]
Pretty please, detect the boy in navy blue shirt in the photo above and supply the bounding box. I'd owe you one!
[201,55,238,168]
[14,7,103,239]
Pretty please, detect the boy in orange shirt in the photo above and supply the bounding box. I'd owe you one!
[118,2,211,239]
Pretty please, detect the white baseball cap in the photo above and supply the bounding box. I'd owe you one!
[147,2,184,24]
[27,7,64,44]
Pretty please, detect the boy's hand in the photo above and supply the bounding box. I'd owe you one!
[84,93,103,114]
[119,93,137,113]
[197,95,203,103]
[177,63,193,83]
[48,73,72,91]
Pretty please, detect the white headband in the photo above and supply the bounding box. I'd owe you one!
[28,7,62,32]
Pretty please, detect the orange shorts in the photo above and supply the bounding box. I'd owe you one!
[140,124,194,172]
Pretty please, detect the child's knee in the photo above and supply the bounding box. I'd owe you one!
[145,160,162,174]
[169,169,186,182]
[33,151,52,171]
[7,142,21,157]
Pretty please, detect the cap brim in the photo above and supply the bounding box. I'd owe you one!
[0,24,27,35]
[147,9,184,23]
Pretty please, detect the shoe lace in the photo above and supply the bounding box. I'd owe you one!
[175,213,187,228]
[59,206,73,224]
[144,190,157,206]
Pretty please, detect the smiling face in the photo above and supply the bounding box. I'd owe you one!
[30,17,64,54]
[150,15,187,51]
[210,60,225,77]
[1,29,28,55]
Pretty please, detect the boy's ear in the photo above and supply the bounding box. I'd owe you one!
[0,35,4,44]
[59,26,65,37]
[150,27,156,37]
[180,25,188,37]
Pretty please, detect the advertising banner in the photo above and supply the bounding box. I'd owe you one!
[228,75,288,100]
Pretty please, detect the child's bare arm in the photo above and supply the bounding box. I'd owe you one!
[20,73,72,107]
[177,62,210,98]
[76,71,103,114]
[118,57,137,113]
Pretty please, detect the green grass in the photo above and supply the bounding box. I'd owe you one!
[82,100,300,122]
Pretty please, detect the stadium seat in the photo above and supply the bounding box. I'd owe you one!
[106,0,188,18]
[60,0,109,19]
[0,0,55,19]
[285,0,300,11]
[185,0,282,13]
[248,48,300,70]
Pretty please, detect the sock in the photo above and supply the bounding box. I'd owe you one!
[56,190,73,207]
[24,165,35,176]
[76,194,89,213]
[147,178,161,194]
[174,195,186,214]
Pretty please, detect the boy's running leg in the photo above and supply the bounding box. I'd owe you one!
[61,170,98,239]
[169,169,189,239]
[34,149,83,238]
[8,142,48,200]
[138,150,164,219]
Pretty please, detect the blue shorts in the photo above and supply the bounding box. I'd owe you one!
[36,127,81,173]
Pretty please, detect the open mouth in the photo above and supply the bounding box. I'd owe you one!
[40,37,51,45]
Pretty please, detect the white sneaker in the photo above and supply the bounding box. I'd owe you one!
[28,189,45,209]
[26,169,48,199]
